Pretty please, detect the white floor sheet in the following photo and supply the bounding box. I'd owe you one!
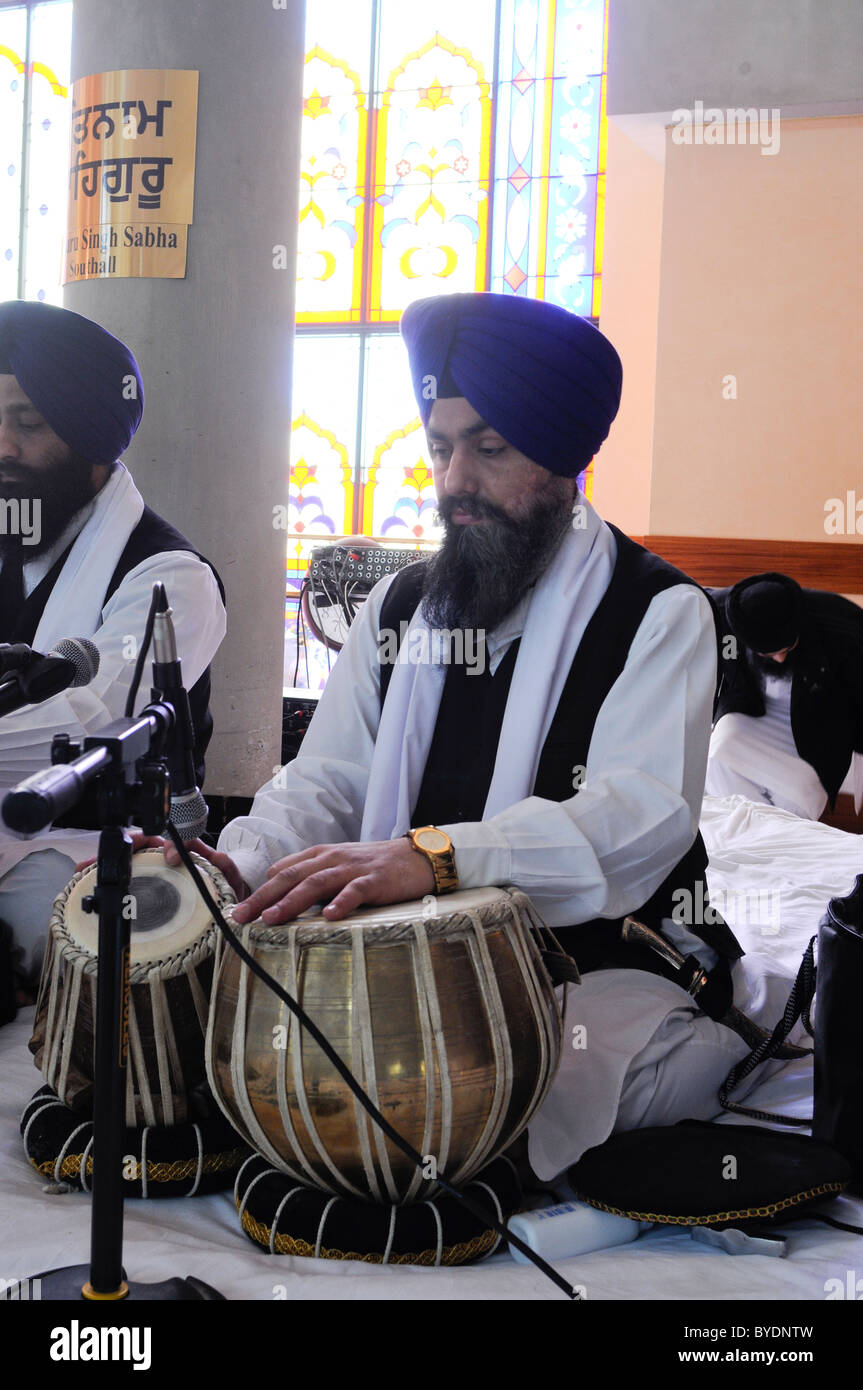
[1,793,861,1301]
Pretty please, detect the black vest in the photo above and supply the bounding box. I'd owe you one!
[379,525,742,973]
[5,505,223,825]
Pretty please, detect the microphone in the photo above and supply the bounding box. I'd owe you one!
[0,636,100,683]
[50,636,101,687]
[0,639,100,718]
[1,703,173,835]
[150,584,208,841]
[1,743,113,833]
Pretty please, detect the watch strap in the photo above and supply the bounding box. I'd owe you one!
[404,827,459,894]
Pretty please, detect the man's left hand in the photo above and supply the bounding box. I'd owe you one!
[230,838,437,926]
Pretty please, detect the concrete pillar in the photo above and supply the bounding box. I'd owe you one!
[65,0,306,796]
[606,0,863,121]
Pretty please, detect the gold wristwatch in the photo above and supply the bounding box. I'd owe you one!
[404,825,459,895]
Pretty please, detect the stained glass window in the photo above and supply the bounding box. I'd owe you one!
[369,8,495,321]
[288,0,609,688]
[361,334,443,543]
[0,1,72,305]
[296,0,372,324]
[0,2,611,691]
[0,5,29,301]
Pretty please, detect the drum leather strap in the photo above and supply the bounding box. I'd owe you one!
[505,889,581,986]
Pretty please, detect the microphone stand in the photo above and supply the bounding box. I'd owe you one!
[4,711,224,1302]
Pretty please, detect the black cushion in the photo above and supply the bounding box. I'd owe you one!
[569,1120,851,1227]
[235,1153,522,1265]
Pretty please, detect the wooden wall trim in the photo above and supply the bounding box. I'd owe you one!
[820,794,863,835]
[629,536,863,591]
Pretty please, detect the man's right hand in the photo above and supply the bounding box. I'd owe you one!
[162,837,251,902]
[75,834,250,903]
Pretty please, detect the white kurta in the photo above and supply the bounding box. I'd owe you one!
[219,502,750,1175]
[0,464,226,972]
[220,503,718,930]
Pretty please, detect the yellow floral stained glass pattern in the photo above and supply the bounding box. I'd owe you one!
[368,34,492,322]
[296,45,369,323]
[362,421,442,542]
[0,1,72,305]
[288,1,610,679]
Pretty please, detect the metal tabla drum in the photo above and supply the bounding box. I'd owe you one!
[205,885,563,1203]
[29,849,236,1127]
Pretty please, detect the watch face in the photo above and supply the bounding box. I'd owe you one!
[415,827,449,854]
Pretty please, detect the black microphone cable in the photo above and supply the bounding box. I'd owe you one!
[124,586,160,717]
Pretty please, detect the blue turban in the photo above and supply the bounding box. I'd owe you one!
[0,300,144,464]
[400,292,622,478]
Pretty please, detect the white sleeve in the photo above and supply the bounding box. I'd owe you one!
[218,577,394,891]
[0,551,226,787]
[441,585,718,929]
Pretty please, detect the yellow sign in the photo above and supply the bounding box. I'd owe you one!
[64,69,198,283]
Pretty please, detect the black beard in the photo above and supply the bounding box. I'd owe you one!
[751,649,798,678]
[421,483,574,631]
[0,451,100,559]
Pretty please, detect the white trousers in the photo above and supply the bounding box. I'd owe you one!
[527,963,810,1183]
[705,712,827,821]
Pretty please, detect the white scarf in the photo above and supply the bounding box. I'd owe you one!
[0,464,146,877]
[360,496,618,840]
[31,462,145,652]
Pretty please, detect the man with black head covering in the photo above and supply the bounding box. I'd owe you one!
[0,300,225,994]
[172,291,771,1179]
[707,572,863,820]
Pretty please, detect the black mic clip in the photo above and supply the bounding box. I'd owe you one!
[48,712,172,835]
[134,761,172,836]
[50,714,171,835]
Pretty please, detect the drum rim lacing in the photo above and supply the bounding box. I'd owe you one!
[46,852,235,983]
[241,895,520,947]
[36,852,237,1128]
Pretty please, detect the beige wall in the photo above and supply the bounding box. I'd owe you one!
[597,114,863,559]
[651,115,863,544]
[592,121,664,532]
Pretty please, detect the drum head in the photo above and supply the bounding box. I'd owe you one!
[234,885,509,932]
[63,849,215,965]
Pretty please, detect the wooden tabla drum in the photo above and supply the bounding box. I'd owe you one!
[30,849,236,1128]
[206,885,562,1203]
